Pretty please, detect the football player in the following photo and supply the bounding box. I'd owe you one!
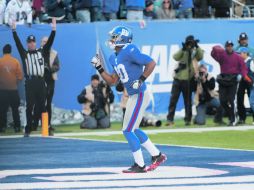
[5,0,32,26]
[91,26,167,173]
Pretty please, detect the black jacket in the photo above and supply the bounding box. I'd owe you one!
[46,0,65,18]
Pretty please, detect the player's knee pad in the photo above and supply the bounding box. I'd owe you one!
[134,129,148,144]
[123,131,141,152]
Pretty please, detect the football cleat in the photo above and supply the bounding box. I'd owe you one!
[147,153,167,171]
[122,163,147,173]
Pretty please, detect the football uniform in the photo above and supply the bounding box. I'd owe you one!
[0,0,6,24]
[5,0,32,25]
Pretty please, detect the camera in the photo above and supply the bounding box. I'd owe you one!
[186,40,195,48]
[199,72,205,78]
[175,62,186,73]
[140,117,162,128]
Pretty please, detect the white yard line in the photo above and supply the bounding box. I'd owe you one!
[1,126,254,139]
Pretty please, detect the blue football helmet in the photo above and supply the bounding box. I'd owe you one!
[108,26,133,49]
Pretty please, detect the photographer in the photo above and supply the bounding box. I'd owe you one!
[77,74,114,129]
[166,35,204,126]
[194,64,223,125]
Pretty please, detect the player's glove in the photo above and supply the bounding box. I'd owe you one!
[131,75,146,90]
[91,54,104,74]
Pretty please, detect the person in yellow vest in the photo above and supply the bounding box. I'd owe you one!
[0,44,23,133]
[78,74,114,129]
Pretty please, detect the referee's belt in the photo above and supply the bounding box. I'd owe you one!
[26,76,44,80]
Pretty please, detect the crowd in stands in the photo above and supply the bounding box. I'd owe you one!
[1,0,254,25]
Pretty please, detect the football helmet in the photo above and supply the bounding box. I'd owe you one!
[108,26,133,49]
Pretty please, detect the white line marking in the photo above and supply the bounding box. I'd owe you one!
[0,175,254,189]
[0,166,227,179]
[1,126,254,139]
[213,161,254,169]
[54,136,254,152]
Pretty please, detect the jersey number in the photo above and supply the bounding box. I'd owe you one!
[115,64,129,83]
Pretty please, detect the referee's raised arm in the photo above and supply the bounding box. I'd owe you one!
[11,21,26,60]
[43,18,56,52]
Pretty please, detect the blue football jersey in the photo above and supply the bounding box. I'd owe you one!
[109,44,153,95]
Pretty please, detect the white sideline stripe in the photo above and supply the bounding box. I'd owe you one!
[0,176,254,189]
[33,167,228,181]
[1,126,254,139]
[90,184,254,190]
[0,167,228,180]
[213,161,254,169]
[54,136,254,152]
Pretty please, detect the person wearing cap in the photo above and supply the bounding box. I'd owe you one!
[77,74,114,129]
[143,0,158,20]
[166,35,204,126]
[11,18,56,137]
[211,41,251,126]
[32,36,60,134]
[237,47,254,124]
[235,32,254,58]
[0,44,23,133]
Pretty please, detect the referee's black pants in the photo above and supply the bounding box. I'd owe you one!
[0,90,21,132]
[25,78,46,134]
[219,83,238,124]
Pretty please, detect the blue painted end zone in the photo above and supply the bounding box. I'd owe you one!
[0,137,254,185]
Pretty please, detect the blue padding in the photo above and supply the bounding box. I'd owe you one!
[134,129,148,144]
[123,131,141,152]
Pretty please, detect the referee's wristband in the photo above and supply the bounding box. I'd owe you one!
[139,75,147,82]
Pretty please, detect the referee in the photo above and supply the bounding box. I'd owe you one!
[11,18,56,137]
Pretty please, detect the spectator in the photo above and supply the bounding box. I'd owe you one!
[194,64,223,125]
[101,0,120,21]
[0,0,6,25]
[12,18,56,137]
[211,41,250,126]
[193,0,211,18]
[126,0,145,20]
[73,0,91,22]
[32,0,44,23]
[210,0,231,18]
[235,32,254,58]
[77,74,114,129]
[237,47,254,124]
[45,0,65,22]
[40,36,60,135]
[143,0,158,20]
[156,0,175,19]
[90,0,101,22]
[166,35,204,126]
[0,44,23,133]
[174,0,194,19]
[5,0,32,26]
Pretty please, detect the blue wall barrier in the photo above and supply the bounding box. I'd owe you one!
[1,19,254,114]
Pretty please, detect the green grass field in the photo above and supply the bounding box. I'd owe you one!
[2,117,254,150]
[69,130,254,150]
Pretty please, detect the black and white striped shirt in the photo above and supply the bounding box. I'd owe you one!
[13,30,55,79]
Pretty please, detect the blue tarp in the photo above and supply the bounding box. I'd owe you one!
[1,19,254,113]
